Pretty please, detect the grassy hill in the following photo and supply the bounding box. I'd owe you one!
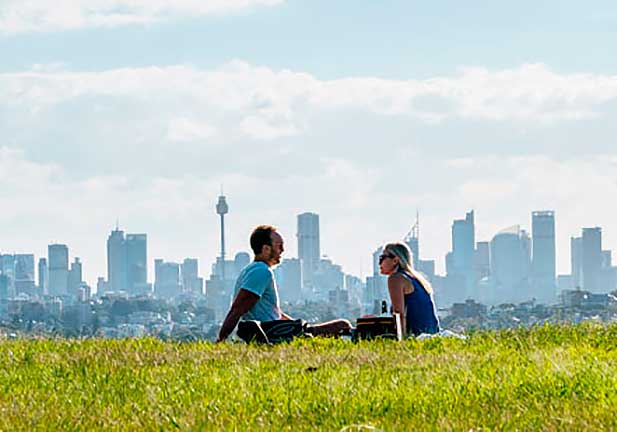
[1,323,615,431]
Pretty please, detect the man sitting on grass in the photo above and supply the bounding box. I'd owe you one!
[216,225,352,343]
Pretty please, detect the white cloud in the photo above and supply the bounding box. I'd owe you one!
[2,62,617,134]
[167,117,216,143]
[239,115,298,140]
[0,0,285,34]
[311,64,617,123]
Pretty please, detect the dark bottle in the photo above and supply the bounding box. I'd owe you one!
[381,300,388,315]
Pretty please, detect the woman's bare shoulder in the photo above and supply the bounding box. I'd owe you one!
[388,273,407,284]
[389,272,414,294]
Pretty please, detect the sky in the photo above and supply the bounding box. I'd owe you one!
[1,0,617,287]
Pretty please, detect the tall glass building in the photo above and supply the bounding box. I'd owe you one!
[582,227,602,292]
[531,211,556,302]
[48,244,69,296]
[297,212,320,291]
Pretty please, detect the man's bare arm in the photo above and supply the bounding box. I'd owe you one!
[216,289,260,342]
[279,311,294,320]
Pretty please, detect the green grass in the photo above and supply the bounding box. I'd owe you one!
[1,324,616,431]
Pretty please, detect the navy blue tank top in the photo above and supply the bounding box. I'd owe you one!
[399,272,440,336]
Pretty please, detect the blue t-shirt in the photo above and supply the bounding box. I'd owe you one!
[234,261,281,322]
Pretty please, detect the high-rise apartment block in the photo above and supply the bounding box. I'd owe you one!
[489,226,531,303]
[582,227,602,292]
[474,241,491,281]
[38,257,48,295]
[444,210,476,300]
[68,257,83,296]
[182,258,203,294]
[48,244,69,296]
[106,228,149,295]
[0,254,16,297]
[451,210,475,275]
[531,211,556,302]
[297,212,320,292]
[14,254,35,296]
[126,234,148,294]
[570,236,583,289]
[154,259,181,299]
[107,228,127,293]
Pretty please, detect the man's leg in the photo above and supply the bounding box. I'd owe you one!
[237,320,270,344]
[305,319,353,337]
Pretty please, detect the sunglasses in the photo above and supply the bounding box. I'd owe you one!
[379,253,395,264]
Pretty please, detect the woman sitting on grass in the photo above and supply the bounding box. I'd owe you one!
[379,242,440,337]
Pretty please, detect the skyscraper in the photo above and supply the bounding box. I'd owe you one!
[451,210,475,274]
[474,241,490,281]
[0,254,16,297]
[107,228,127,293]
[38,257,48,295]
[126,234,148,295]
[48,244,69,296]
[14,254,35,296]
[531,211,556,302]
[582,227,602,292]
[68,257,83,296]
[182,258,203,294]
[600,250,617,293]
[570,236,583,289]
[601,250,612,268]
[297,212,320,291]
[448,210,476,298]
[489,226,532,304]
[154,259,181,299]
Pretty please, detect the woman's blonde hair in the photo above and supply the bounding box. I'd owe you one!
[384,242,433,294]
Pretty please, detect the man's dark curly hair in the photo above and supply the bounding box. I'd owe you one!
[250,225,277,255]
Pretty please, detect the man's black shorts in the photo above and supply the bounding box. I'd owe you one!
[237,319,307,344]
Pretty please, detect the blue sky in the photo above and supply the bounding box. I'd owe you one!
[1,0,617,286]
[3,1,617,77]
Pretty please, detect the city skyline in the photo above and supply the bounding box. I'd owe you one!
[1,1,617,289]
[1,205,615,294]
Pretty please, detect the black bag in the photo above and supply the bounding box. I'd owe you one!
[237,319,306,344]
[353,315,402,341]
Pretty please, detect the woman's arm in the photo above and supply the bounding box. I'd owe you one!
[388,274,406,335]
